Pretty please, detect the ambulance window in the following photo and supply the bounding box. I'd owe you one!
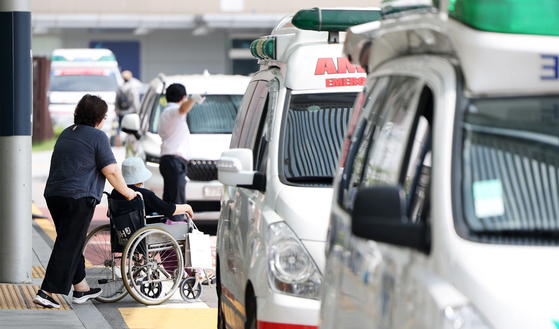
[339,76,390,209]
[401,87,434,223]
[253,79,279,173]
[230,81,258,148]
[237,81,268,149]
[460,96,559,244]
[280,92,357,186]
[360,77,422,187]
[140,87,158,132]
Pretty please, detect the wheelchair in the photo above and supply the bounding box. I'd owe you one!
[81,191,211,305]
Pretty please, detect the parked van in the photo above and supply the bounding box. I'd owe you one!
[48,48,123,136]
[120,72,251,222]
[320,1,559,328]
[214,8,379,329]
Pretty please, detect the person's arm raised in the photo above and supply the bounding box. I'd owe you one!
[102,163,136,201]
[179,98,196,115]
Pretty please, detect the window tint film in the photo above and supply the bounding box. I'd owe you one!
[282,92,357,186]
[49,75,119,92]
[149,95,243,134]
[462,96,559,242]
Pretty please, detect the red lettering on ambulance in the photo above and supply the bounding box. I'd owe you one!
[315,58,338,75]
[325,77,368,87]
[337,58,366,74]
[316,57,367,75]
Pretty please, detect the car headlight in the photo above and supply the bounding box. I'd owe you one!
[441,305,493,329]
[267,222,322,299]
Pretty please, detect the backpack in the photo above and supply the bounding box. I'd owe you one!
[116,87,132,111]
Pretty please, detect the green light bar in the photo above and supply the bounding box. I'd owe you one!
[448,0,559,37]
[51,56,66,61]
[382,0,436,16]
[98,54,117,61]
[250,37,276,60]
[292,8,381,32]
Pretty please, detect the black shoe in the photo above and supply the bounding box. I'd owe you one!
[33,290,60,309]
[72,287,102,304]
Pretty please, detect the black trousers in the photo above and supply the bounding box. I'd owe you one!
[159,155,188,221]
[42,196,96,295]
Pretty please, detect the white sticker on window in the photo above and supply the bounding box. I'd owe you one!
[473,179,505,218]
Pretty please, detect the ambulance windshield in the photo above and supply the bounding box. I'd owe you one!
[49,74,119,92]
[149,95,243,134]
[281,92,357,186]
[461,96,559,243]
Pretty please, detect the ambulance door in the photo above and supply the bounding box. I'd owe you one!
[337,75,426,328]
[219,80,258,328]
[221,78,270,324]
[346,72,439,329]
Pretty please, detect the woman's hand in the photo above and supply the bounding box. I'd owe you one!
[124,188,136,201]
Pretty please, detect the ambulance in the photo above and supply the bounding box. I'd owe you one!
[214,8,380,329]
[48,48,123,136]
[320,1,559,329]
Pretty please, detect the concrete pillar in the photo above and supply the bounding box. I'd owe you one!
[0,0,33,283]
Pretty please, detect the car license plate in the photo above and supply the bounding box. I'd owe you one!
[203,186,222,197]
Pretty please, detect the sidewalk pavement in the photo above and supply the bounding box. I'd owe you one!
[0,219,112,329]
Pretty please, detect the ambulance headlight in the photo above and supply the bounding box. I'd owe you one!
[267,222,322,299]
[440,305,493,329]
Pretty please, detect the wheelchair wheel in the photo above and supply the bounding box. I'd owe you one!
[82,224,128,302]
[121,226,184,305]
[180,276,202,302]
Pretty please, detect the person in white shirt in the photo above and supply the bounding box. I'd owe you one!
[157,83,205,221]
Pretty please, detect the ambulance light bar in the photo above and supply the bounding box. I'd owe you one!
[292,8,381,32]
[446,0,559,37]
[250,37,275,60]
[51,54,117,62]
[383,0,559,37]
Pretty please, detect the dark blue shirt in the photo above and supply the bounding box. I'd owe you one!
[44,124,116,202]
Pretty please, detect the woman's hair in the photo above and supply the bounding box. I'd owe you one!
[74,94,108,127]
[165,83,187,103]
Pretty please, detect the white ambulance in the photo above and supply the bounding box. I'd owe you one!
[48,48,123,136]
[215,8,379,329]
[320,1,559,328]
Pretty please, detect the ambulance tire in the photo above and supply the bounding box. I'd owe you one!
[245,295,257,329]
[216,257,226,329]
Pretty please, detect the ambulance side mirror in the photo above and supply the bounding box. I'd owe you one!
[351,185,430,254]
[217,149,266,192]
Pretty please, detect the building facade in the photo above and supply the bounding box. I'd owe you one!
[31,0,381,81]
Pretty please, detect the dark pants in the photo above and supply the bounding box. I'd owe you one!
[160,155,188,221]
[42,196,96,295]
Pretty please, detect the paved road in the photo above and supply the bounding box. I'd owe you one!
[32,146,218,328]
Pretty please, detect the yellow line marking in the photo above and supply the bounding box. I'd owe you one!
[119,308,217,329]
[32,202,44,217]
[0,285,69,310]
[32,266,46,278]
[35,218,57,242]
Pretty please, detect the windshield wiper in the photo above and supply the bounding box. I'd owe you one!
[286,176,333,184]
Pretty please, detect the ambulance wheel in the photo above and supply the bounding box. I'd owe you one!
[245,295,257,329]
